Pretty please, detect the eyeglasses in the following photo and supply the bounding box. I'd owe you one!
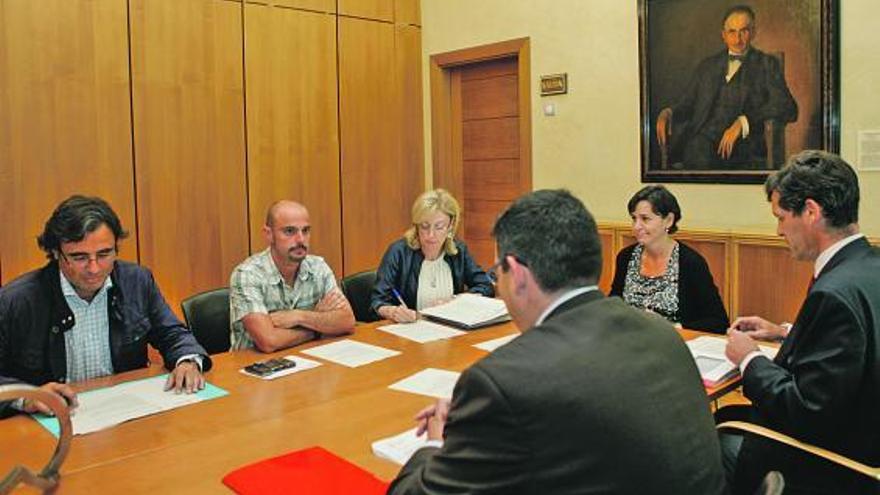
[417,222,450,234]
[486,253,529,283]
[59,248,117,267]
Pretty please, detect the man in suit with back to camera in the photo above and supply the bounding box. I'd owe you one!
[656,4,797,169]
[722,150,880,493]
[229,200,354,353]
[0,195,211,418]
[387,189,726,494]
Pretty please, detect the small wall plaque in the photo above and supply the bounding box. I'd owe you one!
[540,73,567,96]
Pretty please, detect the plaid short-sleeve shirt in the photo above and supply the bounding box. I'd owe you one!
[229,249,338,350]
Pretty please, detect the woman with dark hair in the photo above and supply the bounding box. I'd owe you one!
[609,185,729,333]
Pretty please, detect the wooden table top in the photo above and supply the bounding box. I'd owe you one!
[1,321,737,493]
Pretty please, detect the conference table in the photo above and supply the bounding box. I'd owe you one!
[1,321,739,493]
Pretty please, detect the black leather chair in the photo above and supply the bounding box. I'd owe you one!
[180,287,231,355]
[340,270,378,323]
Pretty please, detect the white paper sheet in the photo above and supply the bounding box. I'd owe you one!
[473,333,519,352]
[378,320,466,343]
[388,368,460,399]
[41,375,226,436]
[301,339,401,368]
[239,355,323,380]
[372,427,429,465]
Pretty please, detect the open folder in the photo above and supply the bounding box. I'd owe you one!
[420,294,511,329]
[686,336,779,386]
[223,446,388,495]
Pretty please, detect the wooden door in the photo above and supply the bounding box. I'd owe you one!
[454,57,523,267]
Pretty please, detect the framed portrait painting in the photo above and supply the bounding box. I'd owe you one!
[638,0,839,184]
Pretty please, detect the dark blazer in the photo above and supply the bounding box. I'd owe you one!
[669,48,797,159]
[388,291,727,495]
[0,260,210,417]
[734,237,880,494]
[610,242,729,333]
[371,238,494,314]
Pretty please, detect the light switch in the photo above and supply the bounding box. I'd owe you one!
[543,103,556,116]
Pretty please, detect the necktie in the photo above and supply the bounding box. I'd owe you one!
[728,54,745,62]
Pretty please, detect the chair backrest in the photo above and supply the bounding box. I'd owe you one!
[340,270,378,323]
[180,287,231,355]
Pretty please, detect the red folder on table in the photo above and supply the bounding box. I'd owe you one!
[223,446,389,495]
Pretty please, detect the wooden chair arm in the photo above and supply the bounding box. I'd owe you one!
[717,421,880,481]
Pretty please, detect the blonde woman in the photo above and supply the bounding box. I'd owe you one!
[371,189,494,323]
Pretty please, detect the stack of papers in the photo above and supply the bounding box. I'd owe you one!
[420,294,510,329]
[301,339,401,368]
[378,320,466,343]
[686,336,779,386]
[372,427,429,465]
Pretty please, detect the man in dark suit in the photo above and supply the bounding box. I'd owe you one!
[723,150,880,493]
[387,190,726,494]
[656,5,797,169]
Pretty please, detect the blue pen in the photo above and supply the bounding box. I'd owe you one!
[391,288,408,309]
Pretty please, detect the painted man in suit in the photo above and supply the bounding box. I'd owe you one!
[387,190,726,494]
[656,5,797,169]
[723,150,880,493]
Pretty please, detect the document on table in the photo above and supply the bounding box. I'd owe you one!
[473,333,519,352]
[372,427,429,465]
[301,339,401,368]
[686,336,779,386]
[33,374,228,437]
[378,320,466,343]
[388,368,460,399]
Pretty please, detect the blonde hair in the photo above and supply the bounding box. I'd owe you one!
[404,189,460,256]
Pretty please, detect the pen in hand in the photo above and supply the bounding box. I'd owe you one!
[391,288,408,308]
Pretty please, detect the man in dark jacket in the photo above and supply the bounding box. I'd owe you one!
[388,190,726,494]
[723,150,880,493]
[0,195,211,417]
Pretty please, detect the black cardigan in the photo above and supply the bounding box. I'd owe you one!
[609,242,729,333]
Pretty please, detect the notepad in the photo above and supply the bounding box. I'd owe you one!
[33,374,228,437]
[223,446,388,495]
[378,320,466,343]
[419,294,511,329]
[372,427,430,465]
[686,336,779,386]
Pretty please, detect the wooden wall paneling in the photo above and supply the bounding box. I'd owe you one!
[0,0,136,282]
[247,0,335,13]
[394,0,420,26]
[675,233,730,307]
[733,239,813,323]
[597,228,616,295]
[130,0,249,315]
[243,5,342,275]
[339,17,422,275]
[338,0,393,22]
[395,22,425,202]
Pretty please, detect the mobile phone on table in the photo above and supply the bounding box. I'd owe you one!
[243,358,296,377]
